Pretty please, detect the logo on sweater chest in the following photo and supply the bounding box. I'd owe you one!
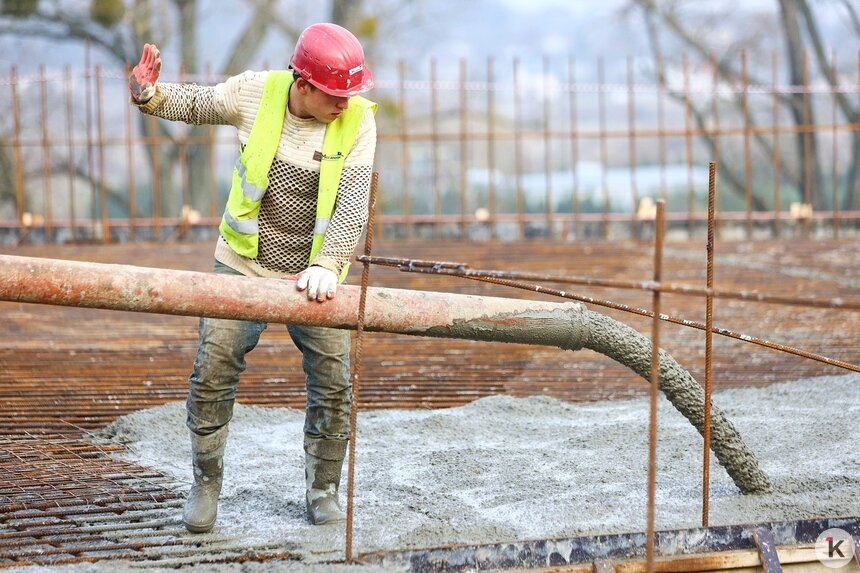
[313,150,344,162]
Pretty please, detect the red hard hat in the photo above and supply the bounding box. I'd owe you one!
[290,23,374,97]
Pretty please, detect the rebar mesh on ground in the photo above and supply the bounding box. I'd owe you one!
[0,436,294,568]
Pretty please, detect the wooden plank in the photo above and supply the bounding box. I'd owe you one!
[610,545,854,573]
[593,558,616,573]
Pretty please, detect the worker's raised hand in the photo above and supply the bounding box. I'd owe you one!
[296,266,338,302]
[129,43,161,104]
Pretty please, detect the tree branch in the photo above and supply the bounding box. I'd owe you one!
[796,0,858,122]
[0,6,135,63]
[631,0,797,108]
[220,0,279,75]
[833,0,860,35]
[640,1,800,207]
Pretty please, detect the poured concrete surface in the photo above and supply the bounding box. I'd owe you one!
[13,372,860,572]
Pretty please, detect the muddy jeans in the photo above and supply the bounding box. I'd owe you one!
[186,261,352,461]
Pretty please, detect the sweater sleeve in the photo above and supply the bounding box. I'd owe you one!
[311,106,377,276]
[133,71,264,128]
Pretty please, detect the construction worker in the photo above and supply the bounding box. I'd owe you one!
[128,23,377,533]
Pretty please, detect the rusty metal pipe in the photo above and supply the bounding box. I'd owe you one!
[0,254,586,349]
[0,254,771,494]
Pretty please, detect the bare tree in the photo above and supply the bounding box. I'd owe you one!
[0,0,288,226]
[629,0,859,213]
[1,0,441,235]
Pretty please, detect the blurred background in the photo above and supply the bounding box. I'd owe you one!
[0,0,858,244]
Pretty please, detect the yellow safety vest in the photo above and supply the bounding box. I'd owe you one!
[219,71,376,281]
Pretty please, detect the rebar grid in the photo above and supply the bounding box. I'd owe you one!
[0,435,297,568]
[3,49,860,243]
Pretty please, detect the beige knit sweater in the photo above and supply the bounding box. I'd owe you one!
[136,70,377,279]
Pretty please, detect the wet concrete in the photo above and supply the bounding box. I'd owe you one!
[583,309,772,494]
[19,372,857,572]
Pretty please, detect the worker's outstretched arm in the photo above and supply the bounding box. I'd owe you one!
[129,43,161,104]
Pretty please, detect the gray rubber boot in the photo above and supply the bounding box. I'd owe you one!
[305,451,346,525]
[182,426,228,533]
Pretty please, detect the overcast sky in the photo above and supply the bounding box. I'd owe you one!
[0,0,855,81]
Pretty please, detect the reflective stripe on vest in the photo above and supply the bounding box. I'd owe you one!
[219,71,377,281]
[223,208,258,235]
[236,161,267,202]
[313,218,330,235]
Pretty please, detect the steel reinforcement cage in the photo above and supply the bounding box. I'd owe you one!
[2,50,860,245]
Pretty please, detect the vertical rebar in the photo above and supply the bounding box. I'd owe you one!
[397,60,411,240]
[487,57,497,240]
[64,66,78,241]
[431,58,441,239]
[543,55,553,238]
[627,56,639,238]
[11,66,25,237]
[345,172,379,563]
[125,65,137,241]
[646,198,665,573]
[149,114,162,241]
[459,58,469,238]
[831,49,839,239]
[568,56,580,240]
[802,51,812,238]
[513,58,525,240]
[39,66,54,241]
[702,162,716,528]
[598,57,609,240]
[741,50,753,239]
[772,51,782,238]
[85,41,97,239]
[95,65,109,243]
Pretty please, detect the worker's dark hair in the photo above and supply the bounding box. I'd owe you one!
[292,69,316,90]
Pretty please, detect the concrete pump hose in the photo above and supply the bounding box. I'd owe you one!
[580,309,773,495]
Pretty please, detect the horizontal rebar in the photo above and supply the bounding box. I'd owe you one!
[0,499,182,520]
[360,257,860,374]
[359,255,860,310]
[0,518,177,539]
